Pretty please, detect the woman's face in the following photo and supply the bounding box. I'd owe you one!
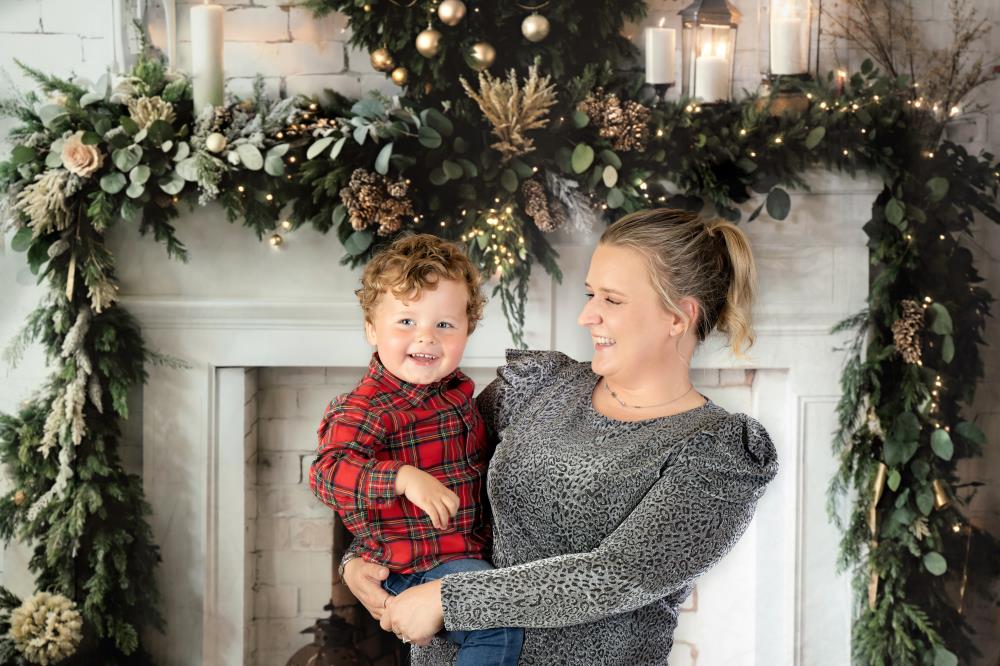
[577,243,695,380]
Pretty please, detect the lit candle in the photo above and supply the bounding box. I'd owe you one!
[770,4,804,75]
[191,1,224,113]
[694,42,729,102]
[164,0,178,68]
[644,18,676,85]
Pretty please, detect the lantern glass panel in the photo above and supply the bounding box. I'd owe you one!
[681,23,737,102]
[758,0,816,80]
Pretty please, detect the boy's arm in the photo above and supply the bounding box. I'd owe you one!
[309,402,403,513]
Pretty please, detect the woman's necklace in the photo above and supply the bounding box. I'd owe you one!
[603,377,696,409]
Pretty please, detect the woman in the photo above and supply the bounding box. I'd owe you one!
[342,209,779,664]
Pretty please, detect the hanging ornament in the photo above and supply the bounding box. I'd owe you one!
[370,47,395,72]
[391,67,409,86]
[932,479,951,509]
[466,41,496,71]
[521,13,550,42]
[415,27,443,58]
[13,489,26,506]
[205,132,227,153]
[437,0,466,26]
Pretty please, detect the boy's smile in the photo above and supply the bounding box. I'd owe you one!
[364,278,471,385]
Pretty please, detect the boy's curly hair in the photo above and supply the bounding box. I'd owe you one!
[357,234,487,332]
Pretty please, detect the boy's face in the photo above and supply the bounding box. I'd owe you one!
[364,277,471,385]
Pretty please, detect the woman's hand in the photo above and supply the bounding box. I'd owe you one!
[343,558,391,620]
[380,579,445,646]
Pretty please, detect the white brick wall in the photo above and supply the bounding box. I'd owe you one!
[0,1,998,663]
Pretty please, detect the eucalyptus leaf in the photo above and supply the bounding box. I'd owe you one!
[161,140,174,153]
[509,159,534,179]
[955,420,986,446]
[374,142,394,175]
[927,177,949,202]
[442,160,463,180]
[887,469,901,492]
[766,187,791,220]
[477,233,488,250]
[941,334,954,363]
[129,165,151,184]
[607,187,625,209]
[175,156,201,182]
[264,155,285,177]
[885,198,905,227]
[457,158,478,178]
[930,429,953,461]
[353,125,369,145]
[332,204,347,227]
[418,125,442,149]
[344,229,373,256]
[37,104,67,129]
[429,168,449,186]
[100,172,127,194]
[571,110,589,128]
[420,108,454,136]
[11,227,33,253]
[158,172,185,195]
[236,144,263,171]
[267,143,290,158]
[307,137,334,160]
[330,136,347,160]
[79,91,104,107]
[125,182,145,199]
[804,126,826,149]
[933,647,958,666]
[928,303,952,335]
[599,149,621,169]
[113,145,143,172]
[922,551,947,576]
[12,145,37,165]
[916,489,934,516]
[173,142,190,162]
[571,143,594,174]
[45,147,64,168]
[500,169,518,193]
[602,165,618,188]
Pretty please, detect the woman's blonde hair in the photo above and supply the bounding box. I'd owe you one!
[600,208,758,359]
[357,233,487,333]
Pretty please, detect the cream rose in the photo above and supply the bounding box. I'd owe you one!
[60,131,104,178]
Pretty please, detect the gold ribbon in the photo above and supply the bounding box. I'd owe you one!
[65,252,76,302]
[867,462,888,610]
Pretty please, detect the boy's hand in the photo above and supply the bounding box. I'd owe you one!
[395,465,460,530]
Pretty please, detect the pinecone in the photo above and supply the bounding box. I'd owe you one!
[340,168,416,236]
[578,88,651,152]
[521,178,565,232]
[891,299,924,365]
[210,106,234,133]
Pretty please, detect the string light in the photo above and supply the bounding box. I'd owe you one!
[280,219,293,230]
[269,234,283,247]
[774,136,783,145]
[237,185,245,193]
[739,128,747,136]
[749,151,757,158]
[265,193,274,201]
[289,156,297,163]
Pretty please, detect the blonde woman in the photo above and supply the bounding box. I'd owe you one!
[339,209,779,664]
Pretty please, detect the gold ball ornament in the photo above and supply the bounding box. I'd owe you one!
[205,132,227,153]
[466,41,496,71]
[437,0,466,26]
[390,67,409,86]
[13,490,26,506]
[521,13,550,42]
[370,48,395,72]
[415,28,443,58]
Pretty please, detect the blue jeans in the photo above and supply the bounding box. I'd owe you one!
[383,558,523,666]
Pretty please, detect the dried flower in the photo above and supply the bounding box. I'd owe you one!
[14,169,72,237]
[461,63,557,162]
[60,131,104,178]
[9,591,83,665]
[578,89,651,152]
[891,299,924,365]
[127,95,176,129]
[521,178,566,232]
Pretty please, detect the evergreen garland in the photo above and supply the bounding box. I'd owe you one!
[0,4,997,664]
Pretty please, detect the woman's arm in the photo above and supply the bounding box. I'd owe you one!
[432,421,778,631]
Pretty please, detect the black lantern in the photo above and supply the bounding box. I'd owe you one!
[679,0,741,103]
[758,0,818,84]
[286,604,372,666]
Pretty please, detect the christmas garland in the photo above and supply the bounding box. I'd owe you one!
[0,5,998,664]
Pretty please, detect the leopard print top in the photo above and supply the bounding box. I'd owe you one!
[398,350,778,665]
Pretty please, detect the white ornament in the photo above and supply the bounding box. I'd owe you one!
[205,132,227,153]
[521,13,550,42]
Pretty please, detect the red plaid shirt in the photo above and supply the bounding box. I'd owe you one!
[310,353,490,574]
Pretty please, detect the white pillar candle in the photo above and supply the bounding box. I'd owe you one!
[694,43,730,102]
[770,14,803,74]
[164,0,178,68]
[191,2,224,114]
[644,24,676,85]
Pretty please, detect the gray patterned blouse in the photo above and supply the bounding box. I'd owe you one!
[382,350,779,665]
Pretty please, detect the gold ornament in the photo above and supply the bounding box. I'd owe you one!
[269,234,283,247]
[390,67,409,86]
[466,41,496,71]
[437,0,466,26]
[867,461,888,610]
[205,132,227,153]
[370,47,395,72]
[13,490,26,506]
[521,13,550,42]
[933,479,951,509]
[415,28,442,58]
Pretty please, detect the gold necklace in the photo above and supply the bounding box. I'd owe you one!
[603,377,696,409]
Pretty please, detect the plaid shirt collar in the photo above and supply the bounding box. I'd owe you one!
[367,352,468,408]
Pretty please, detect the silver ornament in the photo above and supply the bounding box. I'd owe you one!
[416,27,443,58]
[521,13,550,42]
[437,0,466,26]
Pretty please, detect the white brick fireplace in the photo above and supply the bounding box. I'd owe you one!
[105,170,875,665]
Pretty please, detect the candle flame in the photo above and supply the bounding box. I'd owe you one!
[659,16,666,28]
[715,41,726,58]
[701,43,712,58]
